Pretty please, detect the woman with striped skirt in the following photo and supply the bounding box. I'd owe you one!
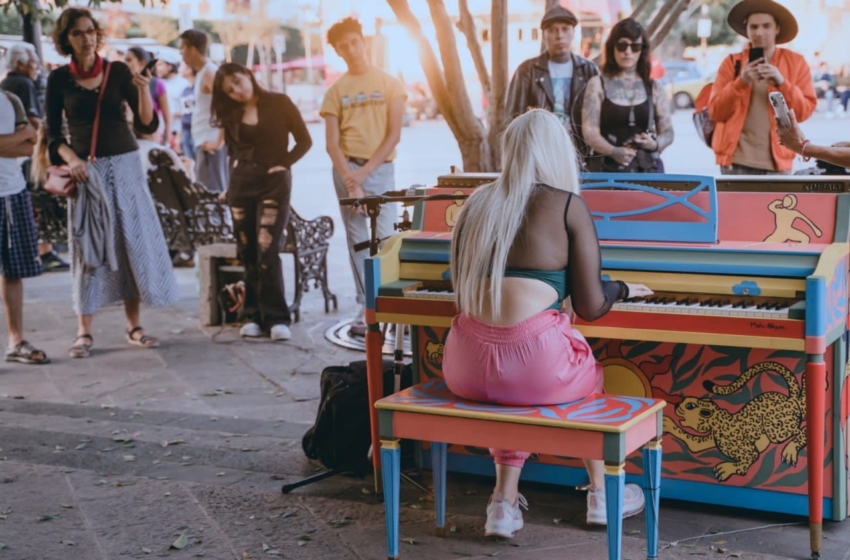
[44,7,178,358]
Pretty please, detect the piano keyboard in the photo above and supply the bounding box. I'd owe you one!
[614,292,801,320]
[401,285,802,319]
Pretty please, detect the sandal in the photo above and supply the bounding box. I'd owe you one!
[5,340,50,364]
[126,326,160,348]
[69,334,93,359]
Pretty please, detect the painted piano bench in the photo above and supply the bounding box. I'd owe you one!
[374,379,667,560]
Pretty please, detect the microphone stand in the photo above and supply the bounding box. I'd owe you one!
[284,190,468,496]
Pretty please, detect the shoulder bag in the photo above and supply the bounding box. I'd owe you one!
[45,62,112,198]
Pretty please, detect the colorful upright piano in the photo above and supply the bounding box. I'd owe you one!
[363,173,850,560]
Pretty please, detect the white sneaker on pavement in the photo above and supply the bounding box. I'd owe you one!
[239,323,262,338]
[586,483,645,525]
[484,493,528,538]
[348,307,367,337]
[270,324,292,341]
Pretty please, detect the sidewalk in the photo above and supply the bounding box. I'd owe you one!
[1,272,849,560]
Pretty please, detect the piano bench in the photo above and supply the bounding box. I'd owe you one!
[375,380,665,560]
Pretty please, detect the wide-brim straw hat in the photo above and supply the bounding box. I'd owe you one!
[727,0,798,44]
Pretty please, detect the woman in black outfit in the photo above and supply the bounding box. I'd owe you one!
[211,63,312,341]
[581,18,674,173]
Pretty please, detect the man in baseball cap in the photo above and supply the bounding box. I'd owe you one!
[506,4,599,164]
[707,0,815,176]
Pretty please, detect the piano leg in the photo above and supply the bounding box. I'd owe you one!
[367,322,385,493]
[805,355,826,559]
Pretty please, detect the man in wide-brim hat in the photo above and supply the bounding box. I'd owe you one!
[706,0,816,175]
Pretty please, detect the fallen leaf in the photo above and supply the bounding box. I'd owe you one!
[451,553,472,558]
[141,547,152,554]
[75,443,88,451]
[161,439,186,447]
[627,529,641,535]
[60,504,74,509]
[401,537,417,545]
[60,540,75,546]
[216,472,225,477]
[170,530,189,550]
[330,518,351,528]
[712,541,727,545]
[409,503,422,509]
[281,512,296,519]
[361,487,370,494]
[262,543,270,552]
[37,514,59,522]
[297,541,307,547]
[0,543,5,549]
[242,552,252,559]
[123,455,136,462]
[552,518,563,525]
[296,535,312,541]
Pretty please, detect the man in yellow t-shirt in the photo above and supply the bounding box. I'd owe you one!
[321,17,406,336]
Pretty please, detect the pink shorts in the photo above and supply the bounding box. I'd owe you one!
[442,310,603,468]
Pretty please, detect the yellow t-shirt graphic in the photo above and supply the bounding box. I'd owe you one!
[320,66,407,161]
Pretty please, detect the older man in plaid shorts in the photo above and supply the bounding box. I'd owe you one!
[0,90,49,364]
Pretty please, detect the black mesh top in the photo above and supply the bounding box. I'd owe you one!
[504,184,627,321]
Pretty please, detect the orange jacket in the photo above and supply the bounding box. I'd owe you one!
[708,47,816,170]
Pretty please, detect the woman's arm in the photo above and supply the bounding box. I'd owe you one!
[581,76,616,156]
[652,79,674,152]
[280,95,312,168]
[777,109,850,168]
[158,84,171,144]
[120,63,158,133]
[45,70,73,166]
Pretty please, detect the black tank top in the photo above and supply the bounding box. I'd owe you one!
[599,77,652,147]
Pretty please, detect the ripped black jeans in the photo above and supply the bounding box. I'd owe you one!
[227,163,292,329]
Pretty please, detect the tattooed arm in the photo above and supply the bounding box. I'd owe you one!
[581,76,635,166]
[652,80,674,152]
[634,80,674,153]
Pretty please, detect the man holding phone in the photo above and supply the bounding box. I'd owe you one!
[708,0,816,175]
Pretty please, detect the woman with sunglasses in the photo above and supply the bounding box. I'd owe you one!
[581,18,674,173]
[45,7,178,358]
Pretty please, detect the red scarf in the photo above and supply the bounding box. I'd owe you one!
[70,55,104,80]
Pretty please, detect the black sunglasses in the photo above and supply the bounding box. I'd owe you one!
[615,41,646,53]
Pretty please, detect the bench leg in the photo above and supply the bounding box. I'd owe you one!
[604,463,625,560]
[431,442,447,536]
[643,441,662,560]
[381,439,401,559]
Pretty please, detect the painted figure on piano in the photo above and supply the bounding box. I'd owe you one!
[440,109,653,538]
[764,194,823,243]
[662,361,806,481]
[444,191,465,231]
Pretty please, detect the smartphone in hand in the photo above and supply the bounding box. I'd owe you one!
[769,91,792,129]
[748,47,764,63]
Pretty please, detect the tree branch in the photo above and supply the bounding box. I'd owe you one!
[385,0,459,134]
[456,0,491,101]
[630,0,653,21]
[488,0,508,168]
[651,0,692,48]
[646,0,679,38]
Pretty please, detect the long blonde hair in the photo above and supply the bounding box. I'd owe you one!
[30,123,50,186]
[450,109,582,318]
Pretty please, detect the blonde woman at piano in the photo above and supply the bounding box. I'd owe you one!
[444,108,653,538]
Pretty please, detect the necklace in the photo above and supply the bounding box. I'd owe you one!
[70,55,104,80]
[625,85,637,127]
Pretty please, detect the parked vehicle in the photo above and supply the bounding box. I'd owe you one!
[663,60,714,110]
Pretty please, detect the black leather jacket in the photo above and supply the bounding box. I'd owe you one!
[505,52,599,158]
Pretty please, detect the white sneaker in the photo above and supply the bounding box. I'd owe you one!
[348,307,367,337]
[586,483,645,525]
[484,493,528,538]
[239,322,262,338]
[270,324,292,341]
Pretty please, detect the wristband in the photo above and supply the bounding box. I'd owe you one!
[800,139,811,162]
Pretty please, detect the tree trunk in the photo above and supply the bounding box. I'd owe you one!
[426,0,491,170]
[487,0,508,170]
[456,0,491,101]
[651,0,692,49]
[646,0,679,38]
[630,0,653,21]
